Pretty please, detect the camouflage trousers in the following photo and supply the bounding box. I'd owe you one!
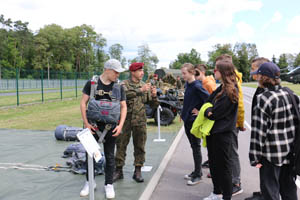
[115,123,147,167]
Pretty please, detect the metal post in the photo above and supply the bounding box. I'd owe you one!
[41,69,44,102]
[47,57,50,88]
[75,72,78,98]
[88,154,95,200]
[154,105,166,142]
[60,72,63,100]
[16,68,19,106]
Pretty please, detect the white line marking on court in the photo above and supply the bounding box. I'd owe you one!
[244,121,251,131]
[243,98,252,130]
[296,178,300,189]
[244,99,252,105]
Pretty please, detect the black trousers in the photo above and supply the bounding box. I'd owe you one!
[260,157,297,200]
[184,122,202,177]
[85,124,116,185]
[207,131,233,200]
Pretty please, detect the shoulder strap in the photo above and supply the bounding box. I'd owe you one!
[111,82,121,101]
[90,75,99,100]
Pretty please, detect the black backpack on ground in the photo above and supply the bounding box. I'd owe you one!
[283,87,300,176]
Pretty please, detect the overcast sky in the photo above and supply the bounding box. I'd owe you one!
[1,0,300,68]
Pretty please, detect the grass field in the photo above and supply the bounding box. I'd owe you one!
[0,98,83,130]
[0,89,82,107]
[1,81,298,131]
[0,86,78,93]
[0,98,183,131]
[242,81,300,95]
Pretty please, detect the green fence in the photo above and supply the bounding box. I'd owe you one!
[0,68,132,107]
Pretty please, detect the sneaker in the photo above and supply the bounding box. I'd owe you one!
[232,184,243,196]
[80,181,96,197]
[202,160,210,168]
[203,192,223,200]
[184,172,194,180]
[244,192,264,200]
[187,175,201,185]
[104,184,115,199]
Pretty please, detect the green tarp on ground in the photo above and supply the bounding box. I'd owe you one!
[0,128,178,200]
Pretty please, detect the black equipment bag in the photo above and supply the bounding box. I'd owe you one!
[55,125,82,141]
[86,75,121,124]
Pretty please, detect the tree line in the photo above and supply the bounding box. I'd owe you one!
[169,44,300,82]
[0,14,158,79]
[1,14,299,82]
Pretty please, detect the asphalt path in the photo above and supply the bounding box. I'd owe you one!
[149,86,300,200]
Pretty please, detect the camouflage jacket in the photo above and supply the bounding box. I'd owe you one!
[122,79,159,126]
[176,79,183,89]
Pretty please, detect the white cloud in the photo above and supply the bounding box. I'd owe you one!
[262,11,282,31]
[236,22,255,41]
[1,0,263,67]
[257,36,300,59]
[287,15,300,34]
[271,11,282,23]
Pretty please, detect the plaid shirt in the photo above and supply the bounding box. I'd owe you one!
[249,85,299,166]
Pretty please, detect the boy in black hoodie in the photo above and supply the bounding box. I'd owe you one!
[180,63,209,185]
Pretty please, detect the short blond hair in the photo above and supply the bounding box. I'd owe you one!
[181,63,195,74]
[252,57,270,68]
[216,54,233,63]
[195,64,207,72]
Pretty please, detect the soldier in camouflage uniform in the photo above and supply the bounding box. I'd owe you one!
[147,73,161,88]
[113,62,159,183]
[153,74,163,88]
[176,76,183,89]
[162,73,177,85]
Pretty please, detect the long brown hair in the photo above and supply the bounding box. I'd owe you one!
[215,60,239,103]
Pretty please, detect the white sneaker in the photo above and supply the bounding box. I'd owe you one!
[104,184,115,199]
[184,172,194,180]
[80,181,96,197]
[203,192,223,200]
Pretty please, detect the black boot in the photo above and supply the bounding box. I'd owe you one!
[133,166,144,183]
[113,166,123,182]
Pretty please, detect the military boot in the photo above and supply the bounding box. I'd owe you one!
[113,166,123,182]
[133,166,144,183]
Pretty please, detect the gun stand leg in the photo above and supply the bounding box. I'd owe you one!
[154,106,166,142]
[88,154,95,200]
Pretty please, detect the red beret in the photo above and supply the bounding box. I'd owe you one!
[129,62,144,71]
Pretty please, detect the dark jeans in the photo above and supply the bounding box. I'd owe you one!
[86,124,116,185]
[260,157,297,200]
[207,131,233,200]
[184,122,202,177]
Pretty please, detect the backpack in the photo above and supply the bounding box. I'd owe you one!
[283,87,300,176]
[63,143,105,175]
[86,75,121,125]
